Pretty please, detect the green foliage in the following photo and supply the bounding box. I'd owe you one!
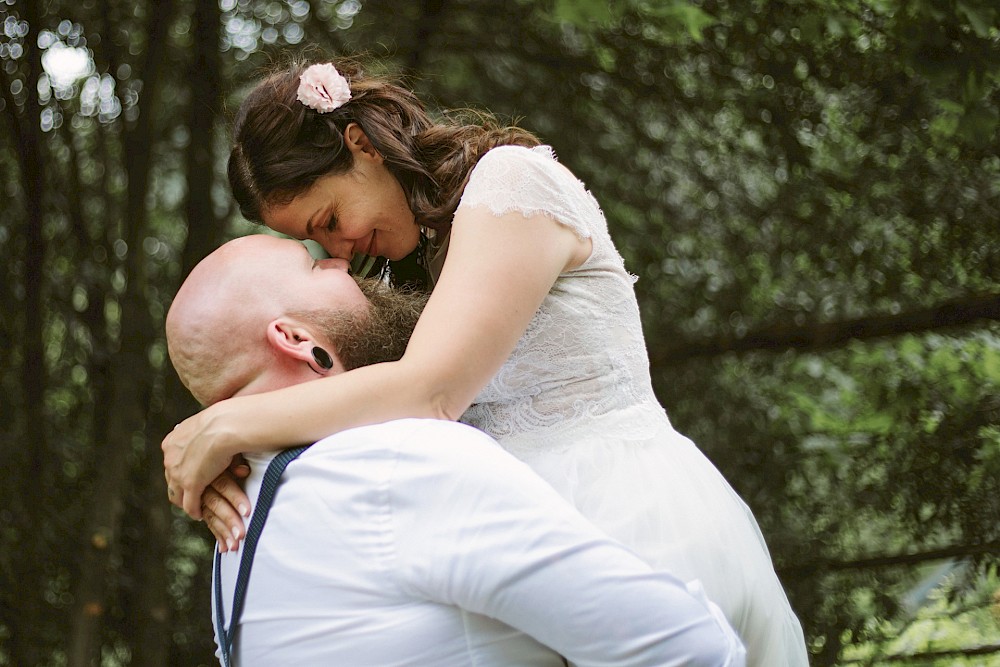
[550,0,717,42]
[551,0,616,26]
[1,0,998,665]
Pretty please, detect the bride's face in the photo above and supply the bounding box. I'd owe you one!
[264,159,420,263]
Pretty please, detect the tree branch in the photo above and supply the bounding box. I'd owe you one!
[778,540,1000,577]
[651,293,1000,365]
[839,642,1000,664]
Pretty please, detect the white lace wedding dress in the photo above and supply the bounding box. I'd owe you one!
[453,145,808,667]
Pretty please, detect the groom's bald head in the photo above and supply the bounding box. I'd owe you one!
[166,235,426,405]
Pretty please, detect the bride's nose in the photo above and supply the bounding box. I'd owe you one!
[323,237,355,261]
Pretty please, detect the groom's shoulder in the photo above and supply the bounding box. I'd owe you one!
[369,418,497,448]
[304,420,538,494]
[312,418,499,453]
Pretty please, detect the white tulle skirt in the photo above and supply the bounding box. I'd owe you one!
[495,402,809,667]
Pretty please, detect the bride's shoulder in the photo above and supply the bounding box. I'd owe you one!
[471,144,578,186]
[461,145,600,239]
[477,144,556,166]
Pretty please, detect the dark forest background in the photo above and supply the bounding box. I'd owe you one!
[2,0,999,665]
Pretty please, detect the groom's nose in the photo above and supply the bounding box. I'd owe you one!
[316,258,351,272]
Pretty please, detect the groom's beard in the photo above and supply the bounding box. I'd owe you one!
[293,279,430,372]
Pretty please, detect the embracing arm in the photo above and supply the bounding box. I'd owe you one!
[163,207,590,522]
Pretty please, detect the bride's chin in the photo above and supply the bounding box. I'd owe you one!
[385,236,422,262]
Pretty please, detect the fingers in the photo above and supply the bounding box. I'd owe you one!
[166,481,180,508]
[161,415,216,520]
[162,421,247,554]
[228,454,252,479]
[202,485,246,552]
[212,471,252,520]
[162,429,186,511]
[183,486,205,520]
[166,482,193,519]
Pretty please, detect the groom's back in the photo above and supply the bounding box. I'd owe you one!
[215,419,565,666]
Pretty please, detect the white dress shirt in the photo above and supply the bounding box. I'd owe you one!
[214,418,745,666]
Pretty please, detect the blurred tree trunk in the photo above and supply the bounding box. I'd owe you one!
[130,0,224,663]
[405,0,447,73]
[179,0,226,275]
[66,1,175,664]
[2,2,51,664]
[129,456,174,667]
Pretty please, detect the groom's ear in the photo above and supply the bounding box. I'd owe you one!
[266,318,317,362]
[266,318,345,373]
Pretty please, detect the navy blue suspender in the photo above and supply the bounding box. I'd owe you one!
[214,445,310,667]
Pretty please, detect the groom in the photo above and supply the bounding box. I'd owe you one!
[166,235,745,666]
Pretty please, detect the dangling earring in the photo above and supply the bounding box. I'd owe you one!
[382,226,430,289]
[416,227,429,272]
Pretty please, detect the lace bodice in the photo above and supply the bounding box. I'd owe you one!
[455,146,662,446]
[442,148,809,667]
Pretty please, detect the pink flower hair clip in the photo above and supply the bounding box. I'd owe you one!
[297,63,352,113]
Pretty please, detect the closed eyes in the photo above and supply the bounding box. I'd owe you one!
[305,207,336,238]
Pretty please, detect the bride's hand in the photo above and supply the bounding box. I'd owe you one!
[202,459,252,551]
[162,404,244,519]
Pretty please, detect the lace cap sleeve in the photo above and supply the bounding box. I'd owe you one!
[457,145,597,239]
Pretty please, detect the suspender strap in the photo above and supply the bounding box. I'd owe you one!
[214,445,310,667]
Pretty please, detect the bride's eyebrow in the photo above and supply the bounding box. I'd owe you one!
[305,210,320,236]
[305,205,335,236]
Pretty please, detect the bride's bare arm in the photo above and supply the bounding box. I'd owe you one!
[162,208,591,540]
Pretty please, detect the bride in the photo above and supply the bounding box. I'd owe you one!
[162,58,808,667]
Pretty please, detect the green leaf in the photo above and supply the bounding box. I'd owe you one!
[641,2,718,42]
[595,45,617,72]
[957,103,999,144]
[825,16,846,38]
[980,348,1000,383]
[936,99,965,115]
[677,5,717,41]
[956,1,997,38]
[553,0,615,27]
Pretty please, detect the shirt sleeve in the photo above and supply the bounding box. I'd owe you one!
[388,421,746,667]
[457,145,598,240]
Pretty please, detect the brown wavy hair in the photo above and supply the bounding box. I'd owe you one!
[228,57,541,232]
